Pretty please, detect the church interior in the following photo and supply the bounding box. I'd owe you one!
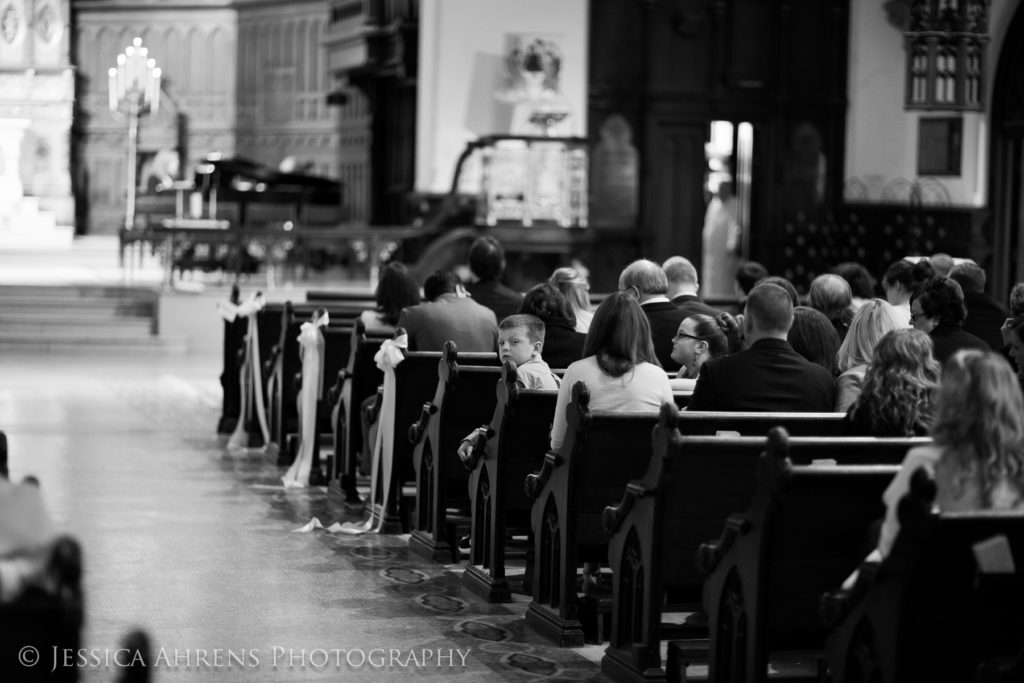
[3,0,1024,680]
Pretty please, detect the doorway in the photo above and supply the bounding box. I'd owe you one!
[701,120,754,297]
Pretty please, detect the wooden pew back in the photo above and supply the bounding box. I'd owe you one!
[409,343,503,561]
[824,468,1024,683]
[698,428,900,683]
[464,361,559,601]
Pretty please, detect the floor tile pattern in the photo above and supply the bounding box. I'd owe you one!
[0,354,607,681]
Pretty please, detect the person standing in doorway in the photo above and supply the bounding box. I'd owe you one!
[702,180,742,298]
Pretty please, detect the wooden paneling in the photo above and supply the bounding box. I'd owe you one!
[588,0,850,273]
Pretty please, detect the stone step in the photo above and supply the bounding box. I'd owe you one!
[0,320,155,336]
[0,331,187,354]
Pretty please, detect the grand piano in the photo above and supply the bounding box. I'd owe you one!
[193,155,344,227]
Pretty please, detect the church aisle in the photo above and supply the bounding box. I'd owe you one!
[0,353,607,681]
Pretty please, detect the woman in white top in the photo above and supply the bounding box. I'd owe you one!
[549,291,674,452]
[549,266,595,334]
[877,349,1024,558]
[834,299,905,411]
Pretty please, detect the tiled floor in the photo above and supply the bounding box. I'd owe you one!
[1,352,608,681]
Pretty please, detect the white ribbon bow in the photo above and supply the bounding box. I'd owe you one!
[335,332,408,534]
[282,312,329,488]
[227,293,270,450]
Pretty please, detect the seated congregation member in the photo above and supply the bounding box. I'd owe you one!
[397,270,498,352]
[548,292,674,452]
[809,273,855,341]
[360,261,421,335]
[466,236,523,321]
[788,306,841,376]
[618,259,686,372]
[910,276,989,365]
[756,275,800,307]
[457,315,561,465]
[1006,317,1024,392]
[668,312,740,391]
[687,283,835,412]
[662,255,719,318]
[843,328,940,437]
[949,261,1009,353]
[519,283,585,369]
[930,252,955,277]
[833,262,877,313]
[882,258,934,327]
[834,299,905,411]
[549,266,594,333]
[876,350,1024,558]
[734,261,768,299]
[495,315,560,391]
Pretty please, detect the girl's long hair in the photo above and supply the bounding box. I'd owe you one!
[848,328,940,436]
[931,350,1024,507]
[582,291,659,377]
[836,298,905,373]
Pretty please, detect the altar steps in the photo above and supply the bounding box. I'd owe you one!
[0,284,186,354]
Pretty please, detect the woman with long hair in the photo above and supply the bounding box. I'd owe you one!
[876,350,1024,556]
[787,306,841,376]
[844,328,941,437]
[360,262,421,334]
[519,282,586,368]
[549,266,594,333]
[669,312,740,391]
[548,291,673,452]
[834,299,905,411]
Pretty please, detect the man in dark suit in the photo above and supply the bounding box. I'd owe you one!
[398,271,498,352]
[466,236,523,321]
[663,255,720,319]
[950,262,1009,353]
[687,282,835,411]
[618,259,686,371]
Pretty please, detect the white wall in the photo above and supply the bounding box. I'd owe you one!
[416,0,589,193]
[845,0,1019,207]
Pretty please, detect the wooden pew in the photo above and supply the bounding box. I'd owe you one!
[523,387,850,647]
[692,427,900,683]
[463,361,559,602]
[362,343,498,533]
[822,468,1024,683]
[327,319,387,507]
[602,408,926,682]
[408,343,504,563]
[264,300,366,461]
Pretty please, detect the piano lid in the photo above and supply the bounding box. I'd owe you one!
[196,155,340,194]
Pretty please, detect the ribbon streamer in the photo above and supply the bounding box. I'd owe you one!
[227,293,270,449]
[282,312,329,487]
[334,333,408,534]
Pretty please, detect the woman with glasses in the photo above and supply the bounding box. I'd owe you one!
[668,312,740,391]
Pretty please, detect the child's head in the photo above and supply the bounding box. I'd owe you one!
[498,314,546,366]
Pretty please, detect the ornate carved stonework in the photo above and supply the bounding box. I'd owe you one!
[1,4,19,43]
[36,3,57,43]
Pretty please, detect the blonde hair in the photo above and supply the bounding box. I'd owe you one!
[549,267,592,315]
[836,299,905,372]
[931,350,1024,507]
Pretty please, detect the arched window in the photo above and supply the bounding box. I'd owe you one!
[904,0,988,111]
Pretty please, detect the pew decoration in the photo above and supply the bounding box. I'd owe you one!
[223,292,270,450]
[334,330,409,534]
[281,310,329,488]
